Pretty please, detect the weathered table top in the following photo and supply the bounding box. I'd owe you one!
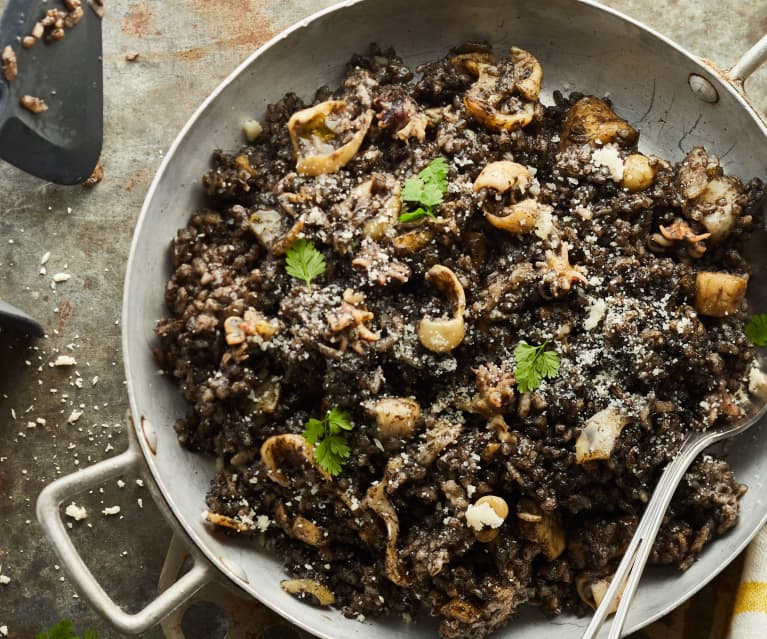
[0,1,764,638]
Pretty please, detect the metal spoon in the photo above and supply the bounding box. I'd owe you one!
[0,299,44,336]
[582,398,767,639]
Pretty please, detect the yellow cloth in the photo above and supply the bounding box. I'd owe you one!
[729,525,767,638]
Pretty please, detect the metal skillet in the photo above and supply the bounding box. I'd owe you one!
[37,0,767,637]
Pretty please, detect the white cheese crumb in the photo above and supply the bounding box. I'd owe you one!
[41,251,50,265]
[65,502,88,521]
[53,355,77,367]
[584,297,607,331]
[0,575,10,585]
[137,498,144,509]
[534,208,554,240]
[52,273,71,283]
[255,515,270,532]
[591,144,624,182]
[67,409,83,424]
[748,362,767,400]
[0,625,7,636]
[135,479,144,487]
[116,479,126,488]
[465,501,504,531]
[101,506,121,516]
[242,118,263,142]
[466,484,476,498]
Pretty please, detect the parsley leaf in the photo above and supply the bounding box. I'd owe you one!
[302,417,325,445]
[285,239,326,291]
[746,313,767,347]
[36,620,99,639]
[302,407,355,476]
[514,340,560,393]
[399,157,449,223]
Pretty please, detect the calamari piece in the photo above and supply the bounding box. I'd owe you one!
[368,397,422,439]
[260,434,331,487]
[485,199,552,235]
[473,160,533,194]
[288,100,374,176]
[464,47,543,132]
[418,265,466,353]
[364,483,409,585]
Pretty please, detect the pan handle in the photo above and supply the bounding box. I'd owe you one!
[36,437,214,635]
[730,34,767,84]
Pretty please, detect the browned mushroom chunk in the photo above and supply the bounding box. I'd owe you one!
[694,271,748,317]
[560,96,638,149]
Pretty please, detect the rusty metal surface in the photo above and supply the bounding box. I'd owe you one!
[0,1,764,638]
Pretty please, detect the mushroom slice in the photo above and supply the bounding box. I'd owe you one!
[392,228,434,254]
[694,271,748,317]
[676,146,720,201]
[450,50,497,76]
[576,573,621,613]
[291,515,328,547]
[205,511,250,533]
[418,265,467,353]
[249,208,305,256]
[516,498,566,560]
[694,176,743,242]
[288,100,374,176]
[260,434,331,487]
[575,407,629,463]
[485,199,552,235]
[464,50,543,132]
[364,483,409,585]
[560,96,638,149]
[368,397,422,439]
[440,598,482,624]
[473,161,533,194]
[280,579,336,607]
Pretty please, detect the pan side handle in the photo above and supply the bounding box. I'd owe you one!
[35,438,214,635]
[730,34,767,85]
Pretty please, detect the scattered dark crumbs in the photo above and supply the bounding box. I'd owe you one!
[154,44,765,638]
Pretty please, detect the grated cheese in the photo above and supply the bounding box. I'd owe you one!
[591,144,625,182]
[64,502,88,521]
[465,501,504,531]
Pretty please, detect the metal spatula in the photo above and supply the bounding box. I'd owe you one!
[0,0,102,184]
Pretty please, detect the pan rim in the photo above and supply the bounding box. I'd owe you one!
[121,0,767,636]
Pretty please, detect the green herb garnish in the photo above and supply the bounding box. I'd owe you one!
[303,407,355,476]
[285,238,326,291]
[746,313,767,347]
[398,157,449,223]
[36,620,98,639]
[514,340,560,393]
